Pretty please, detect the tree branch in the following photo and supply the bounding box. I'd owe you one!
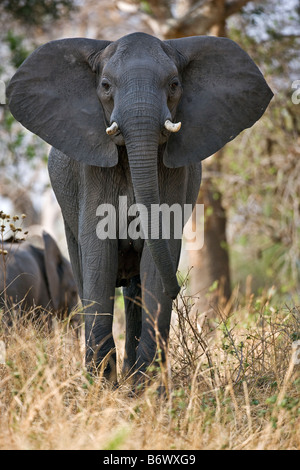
[163,0,224,38]
[146,0,253,39]
[225,0,253,18]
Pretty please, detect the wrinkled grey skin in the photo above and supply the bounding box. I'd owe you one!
[7,32,273,382]
[0,232,78,322]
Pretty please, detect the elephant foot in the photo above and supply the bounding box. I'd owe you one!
[85,348,117,385]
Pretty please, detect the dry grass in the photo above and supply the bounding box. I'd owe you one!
[0,290,299,450]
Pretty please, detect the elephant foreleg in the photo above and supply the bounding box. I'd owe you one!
[81,238,118,382]
[136,249,174,384]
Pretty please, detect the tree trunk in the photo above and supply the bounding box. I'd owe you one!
[1,182,40,227]
[189,151,232,318]
[188,2,232,320]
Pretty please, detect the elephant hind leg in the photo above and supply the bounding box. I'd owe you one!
[122,275,142,379]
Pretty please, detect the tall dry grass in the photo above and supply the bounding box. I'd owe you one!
[0,288,299,450]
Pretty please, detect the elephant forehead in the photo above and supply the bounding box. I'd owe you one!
[103,58,178,88]
[116,32,163,54]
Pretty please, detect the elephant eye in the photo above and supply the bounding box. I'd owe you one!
[101,79,111,92]
[169,78,180,92]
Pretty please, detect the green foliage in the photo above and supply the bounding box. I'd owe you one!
[1,108,48,174]
[102,427,130,450]
[229,95,299,294]
[0,30,49,189]
[4,30,31,67]
[140,1,153,15]
[216,15,300,297]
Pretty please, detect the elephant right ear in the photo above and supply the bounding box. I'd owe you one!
[7,38,118,167]
[164,36,273,168]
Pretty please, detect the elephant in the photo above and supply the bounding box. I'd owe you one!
[7,32,273,383]
[0,230,79,325]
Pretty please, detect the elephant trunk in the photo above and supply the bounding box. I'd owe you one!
[120,101,180,299]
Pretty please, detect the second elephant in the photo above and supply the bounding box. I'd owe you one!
[0,231,78,323]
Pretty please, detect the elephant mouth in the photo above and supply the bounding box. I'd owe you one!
[110,129,125,146]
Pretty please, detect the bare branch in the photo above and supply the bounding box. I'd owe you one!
[225,0,253,18]
[146,0,253,39]
[163,0,225,38]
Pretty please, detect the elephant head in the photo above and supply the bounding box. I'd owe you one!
[7,33,273,299]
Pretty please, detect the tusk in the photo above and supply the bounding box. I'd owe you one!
[164,119,181,133]
[106,122,119,135]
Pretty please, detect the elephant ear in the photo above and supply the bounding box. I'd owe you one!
[7,38,118,167]
[164,36,273,168]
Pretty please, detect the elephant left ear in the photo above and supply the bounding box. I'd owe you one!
[7,38,118,167]
[164,36,273,168]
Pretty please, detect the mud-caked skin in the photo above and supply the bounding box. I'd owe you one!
[7,32,273,383]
